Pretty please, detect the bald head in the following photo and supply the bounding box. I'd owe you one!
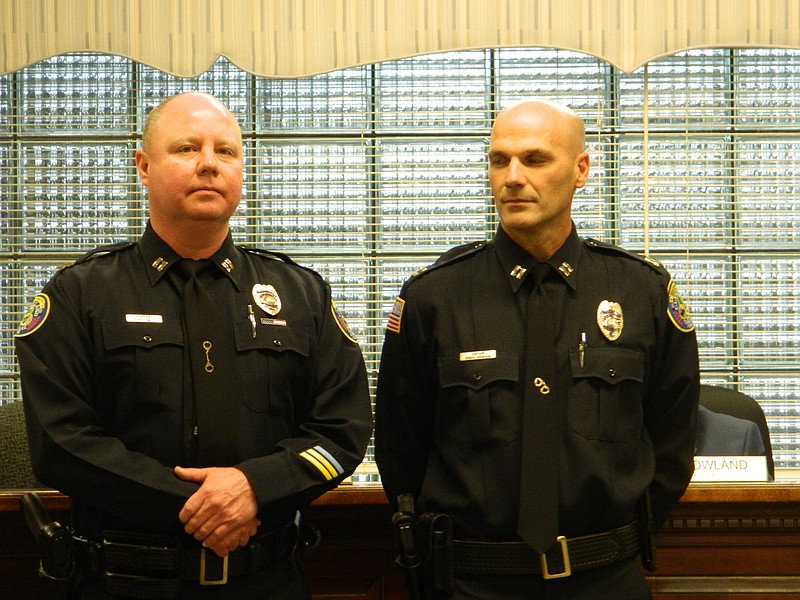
[487,99,590,260]
[134,92,244,258]
[491,99,586,156]
[141,92,240,153]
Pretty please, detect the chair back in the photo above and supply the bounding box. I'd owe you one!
[0,401,41,489]
[699,384,774,478]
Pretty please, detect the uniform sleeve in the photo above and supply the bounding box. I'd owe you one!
[236,283,373,512]
[644,275,700,530]
[15,276,198,531]
[374,282,436,507]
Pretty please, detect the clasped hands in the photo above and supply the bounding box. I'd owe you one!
[174,465,260,558]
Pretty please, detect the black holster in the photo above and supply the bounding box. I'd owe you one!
[20,492,77,599]
[416,512,454,596]
[392,494,454,599]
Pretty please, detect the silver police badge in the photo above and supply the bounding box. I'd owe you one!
[252,284,281,316]
[597,300,623,341]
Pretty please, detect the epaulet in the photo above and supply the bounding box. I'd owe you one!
[239,246,299,266]
[409,240,488,280]
[583,238,665,273]
[239,245,325,281]
[60,241,136,271]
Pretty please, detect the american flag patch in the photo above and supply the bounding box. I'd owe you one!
[386,297,405,333]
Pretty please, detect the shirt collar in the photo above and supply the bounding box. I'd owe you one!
[493,223,582,293]
[138,221,242,290]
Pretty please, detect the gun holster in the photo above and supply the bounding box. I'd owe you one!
[391,494,454,599]
[19,492,77,598]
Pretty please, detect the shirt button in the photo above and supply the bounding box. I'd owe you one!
[142,336,152,343]
[472,372,482,382]
[608,368,616,378]
[273,339,282,347]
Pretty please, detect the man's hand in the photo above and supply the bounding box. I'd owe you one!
[175,466,260,557]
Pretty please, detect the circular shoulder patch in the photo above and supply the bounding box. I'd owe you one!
[15,293,51,337]
[666,280,695,332]
[331,300,358,344]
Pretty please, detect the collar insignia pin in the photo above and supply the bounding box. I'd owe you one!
[510,265,527,280]
[151,257,169,272]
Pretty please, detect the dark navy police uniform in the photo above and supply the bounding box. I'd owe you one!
[375,225,699,599]
[15,223,373,599]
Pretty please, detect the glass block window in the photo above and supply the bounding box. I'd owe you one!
[3,48,800,476]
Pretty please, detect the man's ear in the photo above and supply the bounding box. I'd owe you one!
[134,149,150,186]
[574,151,590,189]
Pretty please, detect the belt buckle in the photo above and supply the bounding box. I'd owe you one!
[199,548,228,585]
[540,536,572,580]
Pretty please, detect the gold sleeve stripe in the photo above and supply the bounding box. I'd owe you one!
[309,445,344,474]
[299,449,337,480]
[306,447,341,478]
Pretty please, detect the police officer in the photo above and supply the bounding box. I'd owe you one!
[375,100,699,599]
[15,92,373,599]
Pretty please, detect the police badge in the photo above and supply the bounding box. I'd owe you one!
[252,284,282,316]
[597,300,623,341]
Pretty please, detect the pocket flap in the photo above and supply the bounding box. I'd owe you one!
[102,318,182,351]
[570,346,644,385]
[438,352,519,391]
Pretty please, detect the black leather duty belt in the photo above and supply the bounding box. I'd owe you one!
[179,519,299,584]
[73,519,299,598]
[452,521,640,580]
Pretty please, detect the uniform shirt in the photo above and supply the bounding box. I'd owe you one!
[375,225,699,541]
[15,223,372,538]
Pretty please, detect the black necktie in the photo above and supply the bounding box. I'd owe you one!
[175,259,238,466]
[517,263,560,555]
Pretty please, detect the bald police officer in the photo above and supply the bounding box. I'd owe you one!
[375,99,699,599]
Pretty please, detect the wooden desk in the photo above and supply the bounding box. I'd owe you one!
[649,483,800,599]
[2,484,800,599]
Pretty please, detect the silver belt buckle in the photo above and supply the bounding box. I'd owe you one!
[540,535,572,579]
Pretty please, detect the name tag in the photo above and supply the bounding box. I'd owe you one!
[691,455,768,482]
[260,318,287,327]
[125,314,163,324]
[459,350,497,362]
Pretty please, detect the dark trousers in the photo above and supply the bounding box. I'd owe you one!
[76,557,311,600]
[452,557,651,600]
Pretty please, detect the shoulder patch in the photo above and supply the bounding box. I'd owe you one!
[667,279,695,332]
[331,300,358,344]
[15,293,50,337]
[386,297,405,334]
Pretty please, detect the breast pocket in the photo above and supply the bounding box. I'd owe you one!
[102,319,184,412]
[438,352,520,449]
[569,346,645,441]
[233,318,310,417]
